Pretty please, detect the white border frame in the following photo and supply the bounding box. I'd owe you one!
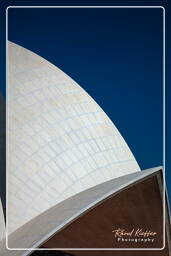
[6,5,165,252]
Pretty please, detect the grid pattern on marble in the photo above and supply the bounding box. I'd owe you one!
[8,42,140,234]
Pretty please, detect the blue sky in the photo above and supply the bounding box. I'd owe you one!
[7,7,163,170]
[0,2,169,205]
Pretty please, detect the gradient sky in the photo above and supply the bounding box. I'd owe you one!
[0,1,170,205]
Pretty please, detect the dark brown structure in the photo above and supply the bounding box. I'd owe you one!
[42,176,163,248]
[39,170,171,255]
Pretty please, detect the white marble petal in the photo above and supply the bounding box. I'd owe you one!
[8,41,140,234]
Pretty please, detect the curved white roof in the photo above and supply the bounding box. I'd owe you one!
[8,41,140,234]
[3,167,161,254]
